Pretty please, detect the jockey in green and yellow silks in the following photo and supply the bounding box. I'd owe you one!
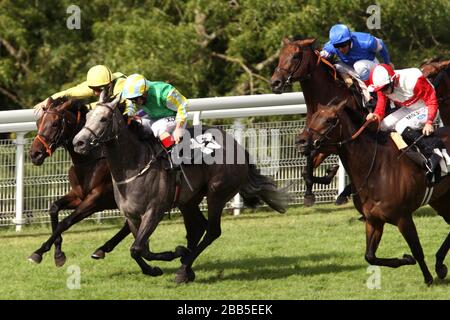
[121,74,188,144]
[34,65,128,114]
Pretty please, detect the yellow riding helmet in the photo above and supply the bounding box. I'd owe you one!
[86,65,113,87]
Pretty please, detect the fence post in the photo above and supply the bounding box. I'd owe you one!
[192,111,201,126]
[232,119,244,216]
[338,159,346,195]
[12,132,27,231]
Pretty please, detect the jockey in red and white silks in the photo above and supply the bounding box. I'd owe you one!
[366,64,438,135]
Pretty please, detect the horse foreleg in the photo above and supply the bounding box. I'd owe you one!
[397,216,433,285]
[49,191,82,267]
[28,188,104,266]
[303,154,316,207]
[129,208,164,277]
[364,219,417,269]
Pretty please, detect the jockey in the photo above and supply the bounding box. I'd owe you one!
[121,74,188,145]
[320,24,393,105]
[33,65,127,115]
[366,63,448,179]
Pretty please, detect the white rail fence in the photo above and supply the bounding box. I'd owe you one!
[0,93,345,231]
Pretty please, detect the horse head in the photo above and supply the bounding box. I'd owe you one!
[30,97,87,165]
[297,99,351,156]
[270,38,317,94]
[73,93,121,155]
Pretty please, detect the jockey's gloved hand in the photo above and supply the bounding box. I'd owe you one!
[422,123,434,136]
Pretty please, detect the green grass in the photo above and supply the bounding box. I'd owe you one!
[0,204,448,300]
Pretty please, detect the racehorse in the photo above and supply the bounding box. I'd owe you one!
[298,99,450,285]
[271,38,450,206]
[270,38,366,206]
[28,97,187,266]
[72,94,288,283]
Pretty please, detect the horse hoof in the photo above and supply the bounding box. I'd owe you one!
[335,196,348,206]
[54,252,67,267]
[436,264,448,279]
[28,253,42,264]
[425,276,434,286]
[403,254,416,265]
[175,267,195,284]
[175,246,190,258]
[303,194,315,207]
[143,266,163,277]
[91,249,106,260]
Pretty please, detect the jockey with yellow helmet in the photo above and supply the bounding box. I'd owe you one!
[121,74,188,144]
[33,65,127,114]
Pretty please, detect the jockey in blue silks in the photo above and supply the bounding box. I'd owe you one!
[320,24,394,105]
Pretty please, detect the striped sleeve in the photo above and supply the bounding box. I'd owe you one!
[166,88,188,123]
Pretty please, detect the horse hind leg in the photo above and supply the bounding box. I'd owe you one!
[91,222,131,259]
[175,195,228,284]
[429,198,450,279]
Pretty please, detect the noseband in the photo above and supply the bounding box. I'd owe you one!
[35,108,81,156]
[82,103,118,147]
[275,45,322,88]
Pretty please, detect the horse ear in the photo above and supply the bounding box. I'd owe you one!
[336,99,348,110]
[99,88,108,104]
[282,38,291,46]
[107,95,121,109]
[300,38,316,47]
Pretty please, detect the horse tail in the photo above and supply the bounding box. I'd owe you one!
[239,163,289,214]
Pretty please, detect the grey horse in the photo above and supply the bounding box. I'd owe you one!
[72,94,288,283]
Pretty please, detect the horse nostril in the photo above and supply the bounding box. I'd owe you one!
[296,138,306,146]
[271,80,281,88]
[75,140,84,147]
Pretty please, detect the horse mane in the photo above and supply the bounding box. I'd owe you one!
[51,96,89,117]
[343,105,389,144]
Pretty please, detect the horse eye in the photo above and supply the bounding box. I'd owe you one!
[293,53,301,59]
[100,117,107,123]
[326,118,336,124]
[52,121,59,127]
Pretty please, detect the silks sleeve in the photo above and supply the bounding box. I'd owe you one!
[413,76,438,124]
[166,89,188,124]
[51,81,94,100]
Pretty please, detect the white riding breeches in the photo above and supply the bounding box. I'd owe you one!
[140,116,178,137]
[380,103,429,134]
[335,58,378,103]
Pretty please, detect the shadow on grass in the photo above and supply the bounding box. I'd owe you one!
[413,206,437,218]
[108,252,365,283]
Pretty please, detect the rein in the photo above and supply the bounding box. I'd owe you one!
[308,117,380,196]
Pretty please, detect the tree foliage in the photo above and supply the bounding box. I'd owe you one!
[0,0,449,110]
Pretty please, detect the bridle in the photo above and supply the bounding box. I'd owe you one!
[306,114,380,195]
[82,103,119,147]
[35,108,81,156]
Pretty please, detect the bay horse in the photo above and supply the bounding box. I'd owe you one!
[28,97,187,266]
[298,99,450,285]
[72,94,288,283]
[270,38,365,206]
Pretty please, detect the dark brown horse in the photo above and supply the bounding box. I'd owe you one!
[420,59,450,125]
[271,38,365,206]
[28,97,187,266]
[298,99,450,285]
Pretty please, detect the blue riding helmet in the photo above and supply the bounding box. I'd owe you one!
[329,24,351,46]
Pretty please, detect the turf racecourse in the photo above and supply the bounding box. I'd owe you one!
[0,203,448,300]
